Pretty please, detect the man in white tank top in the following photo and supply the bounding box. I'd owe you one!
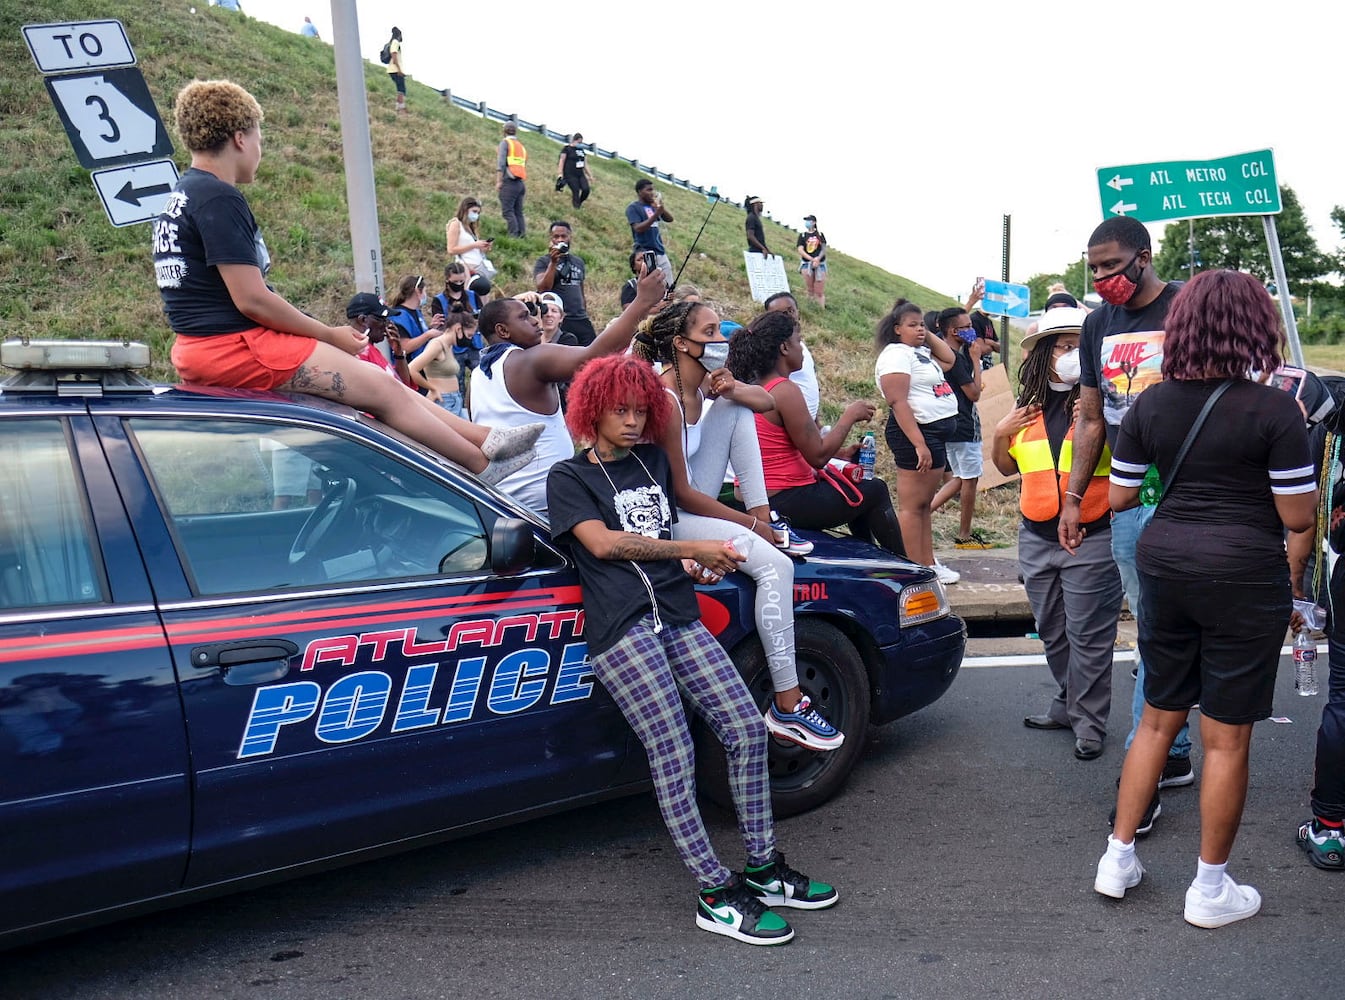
[471,269,667,514]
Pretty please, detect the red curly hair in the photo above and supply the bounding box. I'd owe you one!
[565,354,672,446]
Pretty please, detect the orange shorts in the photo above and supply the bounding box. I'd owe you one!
[171,328,316,390]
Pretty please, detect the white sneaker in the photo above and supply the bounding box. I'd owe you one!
[1094,840,1145,898]
[933,560,960,585]
[1183,874,1261,928]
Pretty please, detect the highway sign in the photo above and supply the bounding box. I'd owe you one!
[1096,150,1280,224]
[981,279,1030,319]
[91,159,179,227]
[23,20,135,73]
[44,68,173,168]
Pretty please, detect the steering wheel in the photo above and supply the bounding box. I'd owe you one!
[289,478,358,565]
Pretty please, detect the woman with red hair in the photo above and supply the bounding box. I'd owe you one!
[1094,269,1317,928]
[546,354,838,946]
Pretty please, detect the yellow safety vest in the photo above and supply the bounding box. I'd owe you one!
[504,138,527,180]
[1009,417,1111,523]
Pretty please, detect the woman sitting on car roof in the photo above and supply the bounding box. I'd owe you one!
[151,79,539,486]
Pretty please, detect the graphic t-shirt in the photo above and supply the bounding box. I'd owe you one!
[561,143,587,175]
[547,445,701,656]
[154,168,271,336]
[531,252,589,320]
[1078,282,1182,449]
[1111,378,1314,580]
[626,201,666,254]
[875,343,957,425]
[796,230,827,264]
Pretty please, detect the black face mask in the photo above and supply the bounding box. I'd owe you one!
[448,282,465,291]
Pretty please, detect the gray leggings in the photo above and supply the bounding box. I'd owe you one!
[673,398,796,692]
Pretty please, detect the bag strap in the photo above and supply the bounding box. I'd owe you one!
[1156,379,1234,508]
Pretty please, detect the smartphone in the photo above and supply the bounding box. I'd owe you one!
[640,250,658,275]
[1270,365,1307,398]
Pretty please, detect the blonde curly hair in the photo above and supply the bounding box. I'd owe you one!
[173,79,263,153]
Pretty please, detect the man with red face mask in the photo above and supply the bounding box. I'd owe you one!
[1058,216,1189,835]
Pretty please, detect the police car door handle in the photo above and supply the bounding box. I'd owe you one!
[190,639,299,686]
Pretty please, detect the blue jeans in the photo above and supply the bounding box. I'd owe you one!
[435,391,464,418]
[1112,504,1191,757]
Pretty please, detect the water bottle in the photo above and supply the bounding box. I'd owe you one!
[1294,628,1319,697]
[859,433,877,481]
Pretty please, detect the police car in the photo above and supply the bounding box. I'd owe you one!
[0,340,965,946]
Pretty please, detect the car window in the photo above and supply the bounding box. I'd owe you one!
[0,419,106,609]
[129,418,491,595]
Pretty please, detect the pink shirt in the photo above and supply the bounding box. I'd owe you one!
[755,377,818,490]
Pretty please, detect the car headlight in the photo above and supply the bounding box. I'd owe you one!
[898,580,949,626]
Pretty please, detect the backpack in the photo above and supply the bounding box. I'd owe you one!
[379,41,392,64]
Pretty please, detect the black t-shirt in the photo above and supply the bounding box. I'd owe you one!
[1020,388,1110,542]
[561,143,587,175]
[547,445,701,656]
[153,167,272,335]
[1112,379,1314,580]
[796,229,827,264]
[1078,281,1182,449]
[945,348,978,443]
[531,253,589,320]
[746,213,766,253]
[620,278,638,308]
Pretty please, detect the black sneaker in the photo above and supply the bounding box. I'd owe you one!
[696,874,795,945]
[743,851,839,910]
[1158,755,1195,789]
[1109,789,1162,837]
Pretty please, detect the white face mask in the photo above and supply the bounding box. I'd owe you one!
[697,340,730,372]
[467,210,481,223]
[1053,348,1081,386]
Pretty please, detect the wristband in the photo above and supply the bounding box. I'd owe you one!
[1064,490,1085,502]
[392,354,406,360]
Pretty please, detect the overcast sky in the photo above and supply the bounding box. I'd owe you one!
[235,0,1343,302]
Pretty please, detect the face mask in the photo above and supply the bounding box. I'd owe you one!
[448,282,464,290]
[805,220,815,230]
[467,210,480,223]
[955,327,977,346]
[697,340,731,372]
[1093,254,1143,305]
[1053,348,1081,385]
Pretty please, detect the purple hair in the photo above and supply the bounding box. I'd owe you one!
[1161,270,1285,381]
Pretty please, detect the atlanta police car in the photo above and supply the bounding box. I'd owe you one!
[0,340,965,947]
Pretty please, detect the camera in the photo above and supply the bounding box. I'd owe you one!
[640,250,658,275]
[554,242,570,255]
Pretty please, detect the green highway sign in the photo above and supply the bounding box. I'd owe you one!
[1096,149,1280,223]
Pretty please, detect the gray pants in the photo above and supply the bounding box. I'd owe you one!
[499,177,526,237]
[1018,526,1122,742]
[685,397,768,511]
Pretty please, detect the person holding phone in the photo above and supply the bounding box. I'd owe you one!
[446,197,495,284]
[627,179,674,286]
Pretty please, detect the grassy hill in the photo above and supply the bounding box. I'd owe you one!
[1,0,957,421]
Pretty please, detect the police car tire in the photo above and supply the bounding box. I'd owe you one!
[695,619,869,819]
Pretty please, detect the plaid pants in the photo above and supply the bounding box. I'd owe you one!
[591,616,775,888]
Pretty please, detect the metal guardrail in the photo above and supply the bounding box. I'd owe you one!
[440,89,741,210]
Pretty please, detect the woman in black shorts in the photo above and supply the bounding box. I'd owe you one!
[1093,270,1317,928]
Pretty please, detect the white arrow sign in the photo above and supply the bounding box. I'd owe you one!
[48,73,161,162]
[1109,199,1138,216]
[1105,174,1134,192]
[91,159,180,227]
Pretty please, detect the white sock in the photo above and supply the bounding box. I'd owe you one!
[1107,835,1135,859]
[1194,857,1227,897]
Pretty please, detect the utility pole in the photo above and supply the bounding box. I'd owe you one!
[330,0,383,295]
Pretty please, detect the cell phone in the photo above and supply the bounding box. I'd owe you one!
[640,250,658,275]
[1269,365,1307,398]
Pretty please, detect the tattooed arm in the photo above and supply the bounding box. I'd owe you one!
[568,520,743,576]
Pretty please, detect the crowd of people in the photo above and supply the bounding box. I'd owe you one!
[151,77,1342,944]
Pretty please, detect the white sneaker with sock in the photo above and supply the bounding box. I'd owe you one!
[1094,836,1144,898]
[1183,873,1261,928]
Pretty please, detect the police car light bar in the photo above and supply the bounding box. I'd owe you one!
[1,340,150,372]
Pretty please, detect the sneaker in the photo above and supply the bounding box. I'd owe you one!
[480,421,545,461]
[696,874,795,945]
[478,450,534,487]
[1108,789,1162,837]
[933,560,960,585]
[954,532,994,550]
[1159,755,1195,789]
[768,512,814,556]
[764,696,845,751]
[1183,874,1261,928]
[1094,840,1145,898]
[1296,819,1345,870]
[743,852,839,910]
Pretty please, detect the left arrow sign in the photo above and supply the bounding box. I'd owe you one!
[91,159,180,227]
[44,67,172,168]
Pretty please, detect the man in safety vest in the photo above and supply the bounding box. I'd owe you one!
[497,122,528,238]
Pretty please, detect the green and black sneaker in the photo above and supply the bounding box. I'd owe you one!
[696,874,795,945]
[744,851,840,910]
[1297,818,1345,870]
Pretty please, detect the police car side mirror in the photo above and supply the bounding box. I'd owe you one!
[490,517,535,576]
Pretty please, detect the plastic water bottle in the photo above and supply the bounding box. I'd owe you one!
[859,433,877,481]
[1294,628,1319,696]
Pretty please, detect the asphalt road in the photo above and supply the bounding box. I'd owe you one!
[4,656,1341,1000]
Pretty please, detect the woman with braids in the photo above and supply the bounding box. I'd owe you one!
[726,311,905,557]
[633,301,843,751]
[990,308,1121,763]
[546,354,839,946]
[875,298,960,584]
[1092,270,1316,928]
[151,80,539,486]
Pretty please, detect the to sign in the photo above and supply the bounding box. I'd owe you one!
[981,279,1030,319]
[44,68,173,168]
[91,160,180,227]
[23,20,135,73]
[1096,150,1280,224]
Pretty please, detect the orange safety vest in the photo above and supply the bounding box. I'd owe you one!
[1009,417,1111,523]
[504,137,527,180]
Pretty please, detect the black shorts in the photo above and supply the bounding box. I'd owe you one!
[1138,572,1290,724]
[884,413,956,472]
[390,73,406,94]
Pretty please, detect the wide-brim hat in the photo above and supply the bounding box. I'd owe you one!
[1020,306,1088,354]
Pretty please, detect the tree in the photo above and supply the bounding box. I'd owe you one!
[1024,257,1090,311]
[1153,185,1329,290]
